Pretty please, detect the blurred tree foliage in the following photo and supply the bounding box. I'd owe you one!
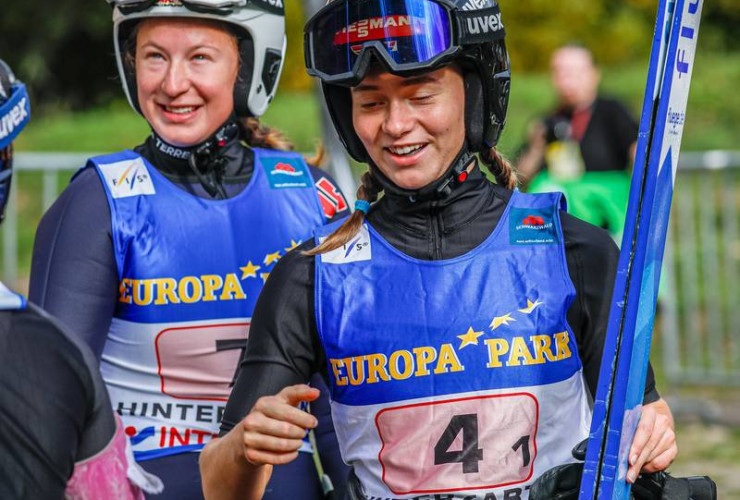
[0,0,115,111]
[0,0,736,111]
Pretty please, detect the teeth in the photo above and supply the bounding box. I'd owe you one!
[166,106,196,114]
[389,144,423,156]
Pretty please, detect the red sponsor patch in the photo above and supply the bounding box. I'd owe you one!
[274,162,297,173]
[316,177,348,219]
[522,215,545,226]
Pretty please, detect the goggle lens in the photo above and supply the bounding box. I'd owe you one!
[308,0,452,82]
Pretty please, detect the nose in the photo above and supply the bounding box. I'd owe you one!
[382,99,414,138]
[161,59,190,97]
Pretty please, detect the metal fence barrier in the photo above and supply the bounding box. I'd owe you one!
[6,150,740,387]
[661,151,740,386]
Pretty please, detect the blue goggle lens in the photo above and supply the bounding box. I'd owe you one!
[307,0,452,82]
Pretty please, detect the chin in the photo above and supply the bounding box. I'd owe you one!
[154,127,207,148]
[390,173,433,191]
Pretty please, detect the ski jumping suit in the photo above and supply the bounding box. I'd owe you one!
[221,162,660,500]
[30,135,350,500]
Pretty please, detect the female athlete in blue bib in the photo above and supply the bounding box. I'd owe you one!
[201,1,678,499]
[29,1,348,498]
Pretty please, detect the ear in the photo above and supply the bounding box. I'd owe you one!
[464,71,484,152]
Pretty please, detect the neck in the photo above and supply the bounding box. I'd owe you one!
[139,121,255,200]
[368,162,512,261]
[151,134,194,162]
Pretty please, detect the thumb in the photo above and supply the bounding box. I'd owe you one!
[277,384,320,407]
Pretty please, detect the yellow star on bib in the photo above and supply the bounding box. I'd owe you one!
[518,299,544,314]
[239,261,261,280]
[284,239,301,253]
[264,251,282,266]
[260,272,271,283]
[457,326,484,349]
[490,313,515,330]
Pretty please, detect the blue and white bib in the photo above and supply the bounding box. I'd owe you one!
[315,191,591,499]
[91,148,325,460]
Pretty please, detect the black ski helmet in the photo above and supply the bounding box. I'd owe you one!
[304,0,511,163]
[0,59,31,222]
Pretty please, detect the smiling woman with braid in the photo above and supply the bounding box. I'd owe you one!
[201,1,677,499]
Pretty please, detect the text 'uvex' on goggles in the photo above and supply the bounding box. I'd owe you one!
[105,0,248,15]
[304,0,505,86]
[0,83,30,151]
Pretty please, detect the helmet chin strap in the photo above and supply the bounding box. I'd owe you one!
[149,118,241,199]
[369,144,477,203]
[186,120,241,200]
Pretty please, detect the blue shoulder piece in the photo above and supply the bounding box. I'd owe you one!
[0,281,26,310]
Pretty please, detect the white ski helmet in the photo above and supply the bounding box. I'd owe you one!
[108,0,286,118]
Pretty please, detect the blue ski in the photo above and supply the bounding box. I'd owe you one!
[578,1,703,499]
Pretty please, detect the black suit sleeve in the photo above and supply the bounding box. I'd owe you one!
[29,167,119,360]
[609,99,639,159]
[0,305,116,500]
[220,241,323,434]
[562,212,659,404]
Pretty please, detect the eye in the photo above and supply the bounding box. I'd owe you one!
[411,93,435,103]
[192,53,212,62]
[143,50,165,61]
[360,101,381,110]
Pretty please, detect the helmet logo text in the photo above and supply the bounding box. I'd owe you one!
[466,13,504,35]
[0,97,28,141]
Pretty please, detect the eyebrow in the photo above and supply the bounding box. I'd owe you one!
[353,74,440,92]
[139,41,220,52]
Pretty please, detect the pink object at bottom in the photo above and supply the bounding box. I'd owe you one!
[65,415,145,500]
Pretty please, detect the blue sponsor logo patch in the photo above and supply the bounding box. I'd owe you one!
[262,157,310,189]
[510,208,558,245]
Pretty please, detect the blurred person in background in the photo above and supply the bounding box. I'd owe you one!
[29,1,349,498]
[0,58,162,500]
[517,44,638,241]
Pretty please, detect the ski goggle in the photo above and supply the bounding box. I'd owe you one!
[0,82,28,222]
[106,0,250,15]
[0,83,30,151]
[304,0,505,86]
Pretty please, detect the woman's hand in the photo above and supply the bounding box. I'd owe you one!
[240,384,320,466]
[200,384,321,500]
[627,398,677,483]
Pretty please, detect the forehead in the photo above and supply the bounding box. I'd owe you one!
[354,65,459,91]
[551,48,594,70]
[136,17,235,45]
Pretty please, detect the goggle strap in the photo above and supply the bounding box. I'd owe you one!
[180,0,234,15]
[454,6,506,45]
[112,0,247,15]
[117,0,158,14]
[0,84,30,150]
